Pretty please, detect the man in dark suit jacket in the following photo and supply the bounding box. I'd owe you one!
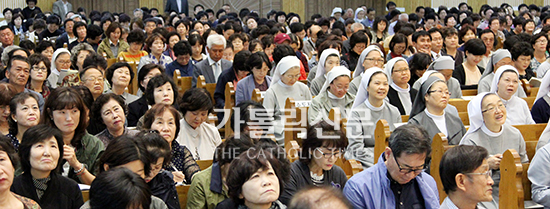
[165,0,189,16]
[192,34,232,87]
[52,0,72,21]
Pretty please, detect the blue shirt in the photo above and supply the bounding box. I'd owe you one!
[165,60,195,77]
[343,154,440,209]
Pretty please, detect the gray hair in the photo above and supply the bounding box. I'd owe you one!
[207,34,226,49]
[1,45,21,66]
[70,43,95,67]
[350,23,365,33]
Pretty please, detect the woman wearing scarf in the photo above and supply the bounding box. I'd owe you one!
[489,65,535,125]
[47,48,71,88]
[532,71,550,123]
[308,66,355,125]
[384,57,417,115]
[349,45,384,95]
[408,76,466,145]
[460,92,528,209]
[354,8,366,23]
[310,49,340,96]
[263,56,312,144]
[477,49,527,97]
[344,67,401,168]
[412,56,462,99]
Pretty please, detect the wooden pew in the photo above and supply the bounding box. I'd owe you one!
[196,159,214,170]
[285,140,300,163]
[499,149,526,209]
[128,61,139,95]
[401,115,409,122]
[106,58,117,69]
[374,119,391,164]
[459,112,469,126]
[197,75,216,103]
[522,97,536,110]
[327,108,364,178]
[176,185,191,209]
[448,99,470,112]
[430,133,455,203]
[82,190,89,202]
[224,82,235,138]
[513,123,546,160]
[173,70,193,95]
[284,97,298,148]
[521,79,532,98]
[251,88,263,103]
[462,89,478,96]
[530,87,539,97]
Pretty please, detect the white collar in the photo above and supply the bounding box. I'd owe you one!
[391,83,409,93]
[278,79,293,88]
[481,123,503,137]
[327,91,344,100]
[424,108,444,119]
[207,55,220,66]
[365,99,384,111]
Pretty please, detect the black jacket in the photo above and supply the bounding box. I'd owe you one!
[11,172,84,209]
[387,86,418,115]
[453,64,485,90]
[148,170,180,209]
[128,96,148,127]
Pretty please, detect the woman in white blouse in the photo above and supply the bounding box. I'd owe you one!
[177,88,222,160]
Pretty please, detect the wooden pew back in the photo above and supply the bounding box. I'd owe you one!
[374,119,391,164]
[224,82,235,138]
[430,133,455,203]
[176,185,191,209]
[196,159,214,170]
[251,89,263,103]
[513,123,546,160]
[462,89,478,96]
[499,149,525,209]
[448,99,469,112]
[173,70,193,95]
[128,62,138,95]
[197,75,216,103]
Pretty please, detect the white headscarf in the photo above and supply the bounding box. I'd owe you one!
[463,92,492,139]
[384,57,408,85]
[428,55,455,71]
[331,7,343,17]
[320,66,351,95]
[351,67,385,109]
[482,49,512,77]
[536,68,550,100]
[315,49,340,79]
[353,45,384,78]
[489,65,519,93]
[419,70,439,85]
[271,56,301,86]
[51,48,71,73]
[354,8,365,22]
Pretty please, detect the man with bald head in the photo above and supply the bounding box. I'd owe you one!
[302,24,322,58]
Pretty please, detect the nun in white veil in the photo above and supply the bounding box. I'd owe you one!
[47,48,71,88]
[309,48,341,96]
[408,76,466,145]
[263,56,312,144]
[531,71,550,123]
[477,49,527,97]
[412,56,463,98]
[348,45,384,95]
[308,66,355,124]
[489,65,535,125]
[344,67,401,168]
[385,57,417,115]
[460,92,528,209]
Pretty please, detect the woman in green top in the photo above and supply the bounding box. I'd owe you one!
[41,87,104,185]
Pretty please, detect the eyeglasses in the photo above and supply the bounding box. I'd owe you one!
[283,73,301,79]
[428,89,451,96]
[82,76,104,82]
[315,148,342,159]
[482,103,505,114]
[365,58,385,63]
[56,60,71,65]
[32,66,47,72]
[392,154,426,174]
[393,68,409,74]
[464,170,492,179]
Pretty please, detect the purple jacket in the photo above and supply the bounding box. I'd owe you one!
[343,154,440,209]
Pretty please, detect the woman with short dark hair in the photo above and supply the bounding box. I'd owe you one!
[26,53,51,99]
[138,33,173,71]
[117,29,148,63]
[7,92,40,151]
[12,124,84,209]
[88,168,152,209]
[177,88,221,160]
[97,22,129,59]
[235,52,272,105]
[279,121,348,205]
[127,64,163,127]
[453,38,486,90]
[41,87,104,185]
[90,93,139,147]
[105,62,138,104]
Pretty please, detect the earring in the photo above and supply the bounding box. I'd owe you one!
[13,119,16,122]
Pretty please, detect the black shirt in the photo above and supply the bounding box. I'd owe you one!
[387,172,425,209]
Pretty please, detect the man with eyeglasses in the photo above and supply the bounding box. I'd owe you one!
[343,124,439,209]
[439,145,494,209]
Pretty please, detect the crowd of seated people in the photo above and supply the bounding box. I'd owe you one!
[2,1,550,208]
